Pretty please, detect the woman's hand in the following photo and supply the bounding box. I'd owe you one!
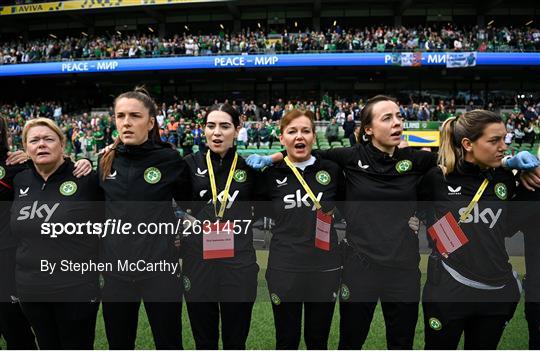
[73,159,93,178]
[408,216,420,235]
[503,151,540,171]
[246,154,273,169]
[520,167,540,191]
[5,150,28,165]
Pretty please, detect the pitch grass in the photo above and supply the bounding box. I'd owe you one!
[0,252,528,349]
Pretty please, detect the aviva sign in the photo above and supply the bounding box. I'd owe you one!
[0,0,222,16]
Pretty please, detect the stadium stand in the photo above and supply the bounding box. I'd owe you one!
[0,25,539,65]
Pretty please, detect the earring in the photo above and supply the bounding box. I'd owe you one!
[362,134,369,142]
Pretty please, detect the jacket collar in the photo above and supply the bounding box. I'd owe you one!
[365,142,399,162]
[276,154,320,171]
[457,160,495,180]
[207,146,237,163]
[29,157,73,183]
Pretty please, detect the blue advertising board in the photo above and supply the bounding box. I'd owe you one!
[0,52,538,77]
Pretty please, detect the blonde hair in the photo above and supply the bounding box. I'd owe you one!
[438,110,503,175]
[22,117,66,146]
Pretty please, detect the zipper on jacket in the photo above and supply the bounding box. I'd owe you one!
[41,182,46,191]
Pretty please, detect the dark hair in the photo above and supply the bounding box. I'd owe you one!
[0,117,9,159]
[100,86,170,180]
[206,103,240,128]
[438,109,504,175]
[359,95,398,144]
[280,109,316,133]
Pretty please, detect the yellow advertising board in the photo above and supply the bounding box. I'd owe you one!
[1,0,218,16]
[401,131,440,147]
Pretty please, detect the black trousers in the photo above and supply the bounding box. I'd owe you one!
[526,302,540,350]
[424,312,509,349]
[0,248,36,350]
[423,257,519,350]
[266,268,341,349]
[19,302,98,350]
[183,259,258,349]
[186,302,254,350]
[338,250,420,350]
[101,273,183,350]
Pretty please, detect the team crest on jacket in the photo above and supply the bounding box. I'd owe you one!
[429,317,442,330]
[270,293,281,305]
[340,284,350,300]
[144,167,161,184]
[0,166,5,180]
[395,160,412,173]
[183,276,191,292]
[494,183,507,200]
[234,169,247,183]
[316,170,331,185]
[59,181,77,196]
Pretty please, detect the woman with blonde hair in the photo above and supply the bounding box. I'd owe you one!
[419,110,539,349]
[11,118,102,349]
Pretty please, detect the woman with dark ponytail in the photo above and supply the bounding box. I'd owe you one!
[99,87,192,349]
[419,110,539,349]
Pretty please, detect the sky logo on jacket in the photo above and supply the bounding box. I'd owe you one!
[458,204,502,229]
[17,201,59,222]
[447,185,462,195]
[199,189,240,209]
[283,190,323,210]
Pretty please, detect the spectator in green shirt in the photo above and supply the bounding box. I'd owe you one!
[81,129,96,159]
[93,126,105,152]
[326,117,339,143]
[180,124,194,156]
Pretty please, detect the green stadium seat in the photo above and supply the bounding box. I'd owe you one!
[238,150,250,158]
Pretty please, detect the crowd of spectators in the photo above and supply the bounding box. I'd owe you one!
[1,24,539,64]
[2,96,539,157]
